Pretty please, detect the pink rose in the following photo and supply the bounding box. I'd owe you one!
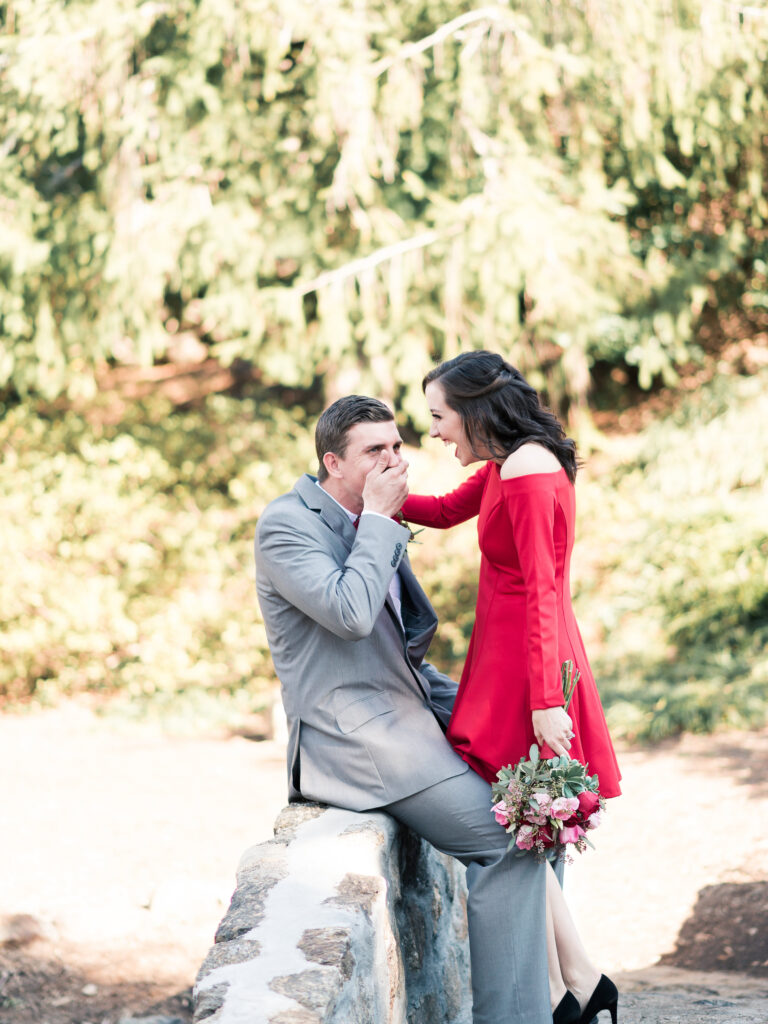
[524,809,548,825]
[577,791,600,816]
[550,796,580,820]
[559,825,585,845]
[531,791,552,811]
[586,810,602,830]
[491,801,509,826]
[515,825,536,850]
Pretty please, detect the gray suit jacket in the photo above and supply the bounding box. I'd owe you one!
[255,474,468,811]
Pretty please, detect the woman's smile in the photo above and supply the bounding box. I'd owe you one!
[425,380,477,466]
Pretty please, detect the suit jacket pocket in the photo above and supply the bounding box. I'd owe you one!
[335,690,395,734]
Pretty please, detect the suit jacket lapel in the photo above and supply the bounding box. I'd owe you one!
[295,474,357,545]
[398,556,438,659]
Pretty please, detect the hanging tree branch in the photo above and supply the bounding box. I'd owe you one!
[706,0,768,18]
[296,0,768,300]
[368,5,529,78]
[296,225,464,296]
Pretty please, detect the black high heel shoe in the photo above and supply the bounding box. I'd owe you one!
[553,991,580,1024]
[578,974,618,1023]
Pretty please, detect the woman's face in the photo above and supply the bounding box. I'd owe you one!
[425,379,481,466]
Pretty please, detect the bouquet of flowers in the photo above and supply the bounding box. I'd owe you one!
[490,660,605,862]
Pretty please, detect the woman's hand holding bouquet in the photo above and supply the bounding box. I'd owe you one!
[490,661,605,862]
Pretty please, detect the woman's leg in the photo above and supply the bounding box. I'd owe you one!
[546,862,600,1009]
[546,885,568,1010]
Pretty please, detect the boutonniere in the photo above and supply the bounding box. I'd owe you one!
[393,511,424,544]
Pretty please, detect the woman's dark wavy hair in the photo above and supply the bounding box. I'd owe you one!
[423,351,578,483]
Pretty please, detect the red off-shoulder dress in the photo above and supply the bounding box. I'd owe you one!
[403,462,621,798]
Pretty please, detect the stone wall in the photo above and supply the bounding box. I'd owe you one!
[193,803,471,1024]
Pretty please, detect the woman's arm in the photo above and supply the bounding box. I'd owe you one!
[402,462,491,528]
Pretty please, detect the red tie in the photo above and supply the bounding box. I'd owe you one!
[353,515,361,530]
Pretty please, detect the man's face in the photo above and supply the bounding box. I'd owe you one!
[326,420,405,504]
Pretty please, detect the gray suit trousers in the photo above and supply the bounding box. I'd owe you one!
[383,759,552,1024]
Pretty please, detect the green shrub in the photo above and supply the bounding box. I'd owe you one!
[571,370,768,740]
[0,394,314,725]
[2,368,765,743]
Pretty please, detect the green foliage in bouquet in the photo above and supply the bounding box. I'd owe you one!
[495,746,600,802]
[561,659,581,712]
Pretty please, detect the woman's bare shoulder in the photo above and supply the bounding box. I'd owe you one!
[500,443,562,480]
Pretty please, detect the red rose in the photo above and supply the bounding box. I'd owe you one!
[577,791,600,816]
[538,825,555,847]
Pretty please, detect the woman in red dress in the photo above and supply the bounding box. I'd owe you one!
[403,351,621,1024]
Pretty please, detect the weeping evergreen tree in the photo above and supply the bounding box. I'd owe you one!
[1,0,766,416]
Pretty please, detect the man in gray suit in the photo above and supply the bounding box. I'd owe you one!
[255,396,552,1024]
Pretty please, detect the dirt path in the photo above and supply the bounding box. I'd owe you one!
[1,704,767,1023]
[0,704,287,1023]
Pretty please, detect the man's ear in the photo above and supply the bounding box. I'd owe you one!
[322,451,342,478]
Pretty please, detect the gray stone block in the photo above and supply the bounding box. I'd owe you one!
[198,938,262,979]
[214,843,288,943]
[268,1010,323,1024]
[193,804,472,1024]
[193,981,230,1022]
[270,966,343,1014]
[326,871,383,916]
[298,926,355,980]
[118,1017,187,1024]
[273,802,326,841]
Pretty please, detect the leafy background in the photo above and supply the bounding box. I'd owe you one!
[1,0,766,742]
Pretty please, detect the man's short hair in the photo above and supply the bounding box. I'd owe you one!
[315,395,394,481]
